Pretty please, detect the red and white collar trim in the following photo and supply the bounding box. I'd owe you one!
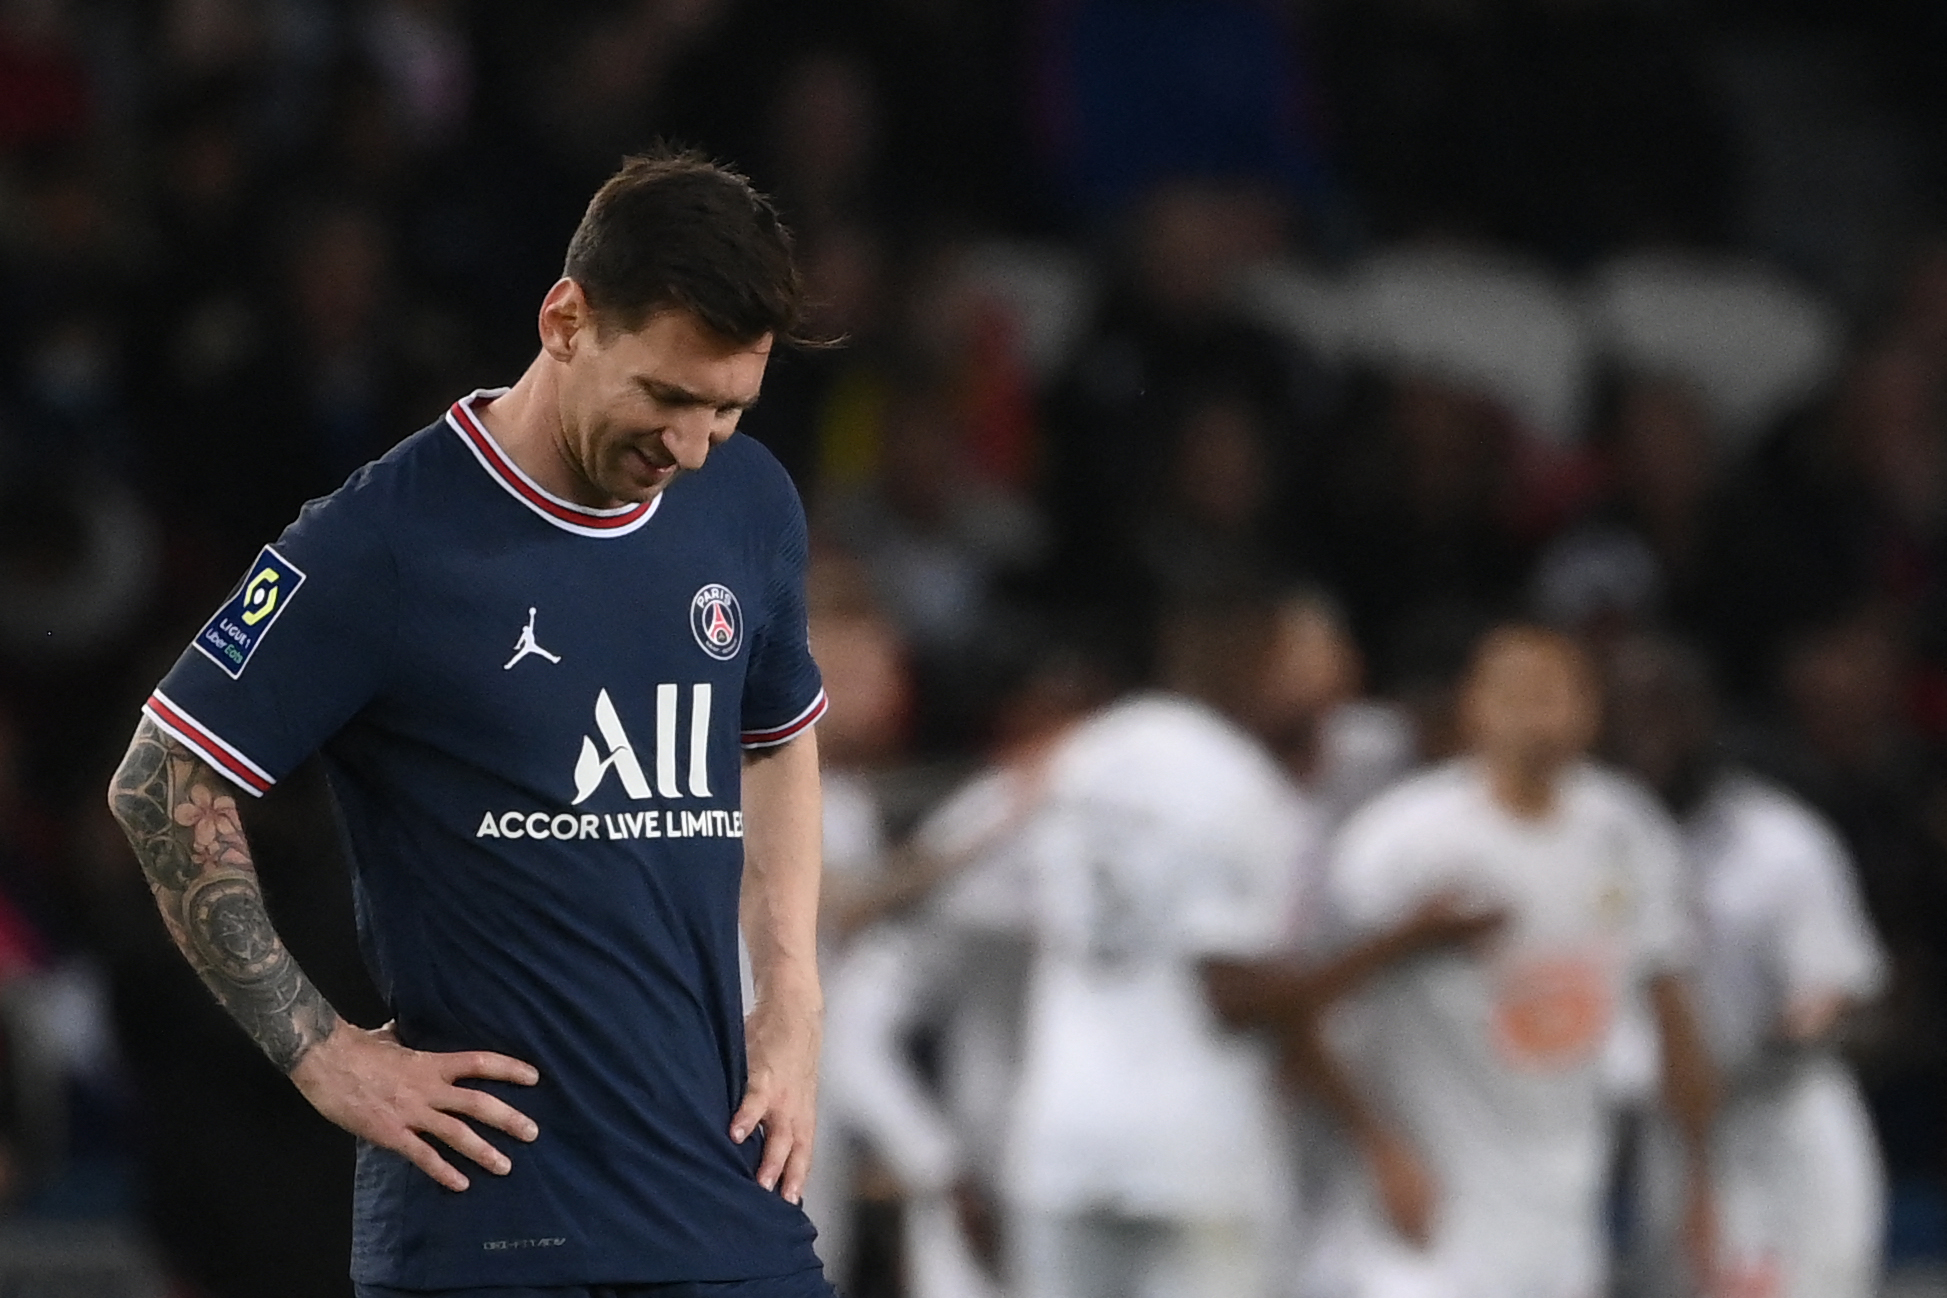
[446,389,663,539]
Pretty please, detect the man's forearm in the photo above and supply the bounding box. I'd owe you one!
[106,717,340,1072]
[1650,973,1719,1161]
[733,729,826,1195]
[740,729,824,1004]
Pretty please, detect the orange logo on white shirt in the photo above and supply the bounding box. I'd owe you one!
[1491,955,1613,1070]
[1713,1256,1781,1298]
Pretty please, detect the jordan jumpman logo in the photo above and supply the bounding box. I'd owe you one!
[503,608,562,670]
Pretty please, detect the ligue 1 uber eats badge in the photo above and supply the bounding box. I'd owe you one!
[690,584,742,661]
[195,547,307,679]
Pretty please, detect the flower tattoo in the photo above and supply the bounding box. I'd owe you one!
[174,783,248,869]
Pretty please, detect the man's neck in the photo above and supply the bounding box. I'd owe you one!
[471,360,602,508]
[1484,755,1563,821]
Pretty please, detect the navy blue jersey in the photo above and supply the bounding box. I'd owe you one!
[146,390,827,1288]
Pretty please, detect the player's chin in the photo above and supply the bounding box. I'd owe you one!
[603,462,678,504]
[617,451,682,499]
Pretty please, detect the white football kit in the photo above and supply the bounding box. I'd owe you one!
[1634,774,1887,1298]
[824,764,1034,1298]
[1308,759,1690,1298]
[1310,700,1418,834]
[827,694,1314,1298]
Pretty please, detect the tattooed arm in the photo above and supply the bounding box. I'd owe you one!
[107,717,543,1190]
[107,716,338,1069]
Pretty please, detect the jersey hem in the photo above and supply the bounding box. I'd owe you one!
[741,689,828,750]
[350,1241,824,1290]
[144,691,275,796]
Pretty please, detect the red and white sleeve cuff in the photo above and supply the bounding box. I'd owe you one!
[740,689,828,750]
[143,691,275,797]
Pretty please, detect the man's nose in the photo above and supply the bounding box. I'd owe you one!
[663,409,718,471]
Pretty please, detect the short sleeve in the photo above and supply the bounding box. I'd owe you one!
[1774,817,1888,1006]
[145,482,397,796]
[739,482,825,749]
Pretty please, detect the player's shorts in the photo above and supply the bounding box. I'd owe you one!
[354,1269,837,1298]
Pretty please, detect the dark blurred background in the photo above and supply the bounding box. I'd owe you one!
[4,0,1947,1292]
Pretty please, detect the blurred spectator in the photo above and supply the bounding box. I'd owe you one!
[763,48,885,244]
[360,0,473,153]
[0,476,155,669]
[1366,599,1495,768]
[1137,385,1294,601]
[143,80,263,273]
[753,228,1041,507]
[129,82,278,565]
[139,195,420,569]
[740,222,892,492]
[0,150,141,457]
[1531,375,1725,645]
[1322,373,1533,650]
[1607,634,1887,1298]
[1704,341,1947,698]
[1043,179,1317,629]
[278,201,421,481]
[821,361,1046,750]
[1762,611,1947,981]
[0,476,161,802]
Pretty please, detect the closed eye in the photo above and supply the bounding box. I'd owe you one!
[637,378,754,418]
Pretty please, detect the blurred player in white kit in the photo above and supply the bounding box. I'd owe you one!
[820,651,1096,1298]
[1606,636,1887,1298]
[826,623,1315,1298]
[1294,626,1718,1298]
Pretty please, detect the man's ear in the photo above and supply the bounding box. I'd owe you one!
[539,278,591,362]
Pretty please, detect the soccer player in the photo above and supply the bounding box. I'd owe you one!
[829,648,1314,1298]
[1607,636,1887,1298]
[104,151,838,1297]
[1295,627,1718,1298]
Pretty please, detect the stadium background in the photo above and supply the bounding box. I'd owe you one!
[2,0,1947,1292]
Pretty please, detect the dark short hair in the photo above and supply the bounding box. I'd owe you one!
[563,148,809,345]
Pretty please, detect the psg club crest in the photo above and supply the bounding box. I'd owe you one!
[690,584,743,661]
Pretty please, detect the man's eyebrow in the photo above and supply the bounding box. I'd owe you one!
[635,376,756,409]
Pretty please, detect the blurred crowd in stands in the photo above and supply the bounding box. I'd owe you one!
[5,0,1947,1293]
